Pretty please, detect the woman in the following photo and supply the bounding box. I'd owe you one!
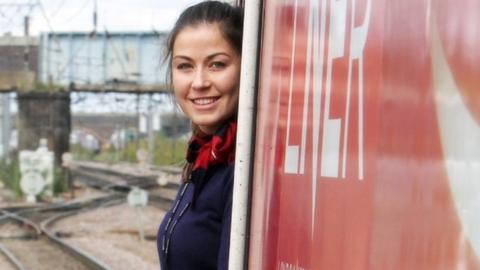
[157,1,243,269]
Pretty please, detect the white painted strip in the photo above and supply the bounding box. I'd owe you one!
[285,146,300,173]
[358,56,364,180]
[350,0,372,60]
[284,0,300,174]
[300,0,314,175]
[321,0,347,178]
[311,0,327,238]
[342,0,356,178]
[321,119,342,177]
[329,0,347,58]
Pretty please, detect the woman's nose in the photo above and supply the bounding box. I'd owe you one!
[192,68,210,90]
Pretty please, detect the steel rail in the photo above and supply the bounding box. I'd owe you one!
[0,243,27,270]
[70,161,181,189]
[0,211,42,236]
[0,164,176,270]
[0,195,123,270]
[40,211,118,270]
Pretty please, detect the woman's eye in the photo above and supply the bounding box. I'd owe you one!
[211,62,226,69]
[176,63,192,70]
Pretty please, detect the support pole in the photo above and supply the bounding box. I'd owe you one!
[1,94,11,159]
[229,0,262,269]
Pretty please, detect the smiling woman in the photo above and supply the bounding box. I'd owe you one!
[156,1,243,270]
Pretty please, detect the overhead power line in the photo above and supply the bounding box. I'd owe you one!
[0,1,36,33]
[50,0,66,18]
[36,0,54,33]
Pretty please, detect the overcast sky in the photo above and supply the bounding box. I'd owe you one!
[0,0,202,36]
[0,0,204,114]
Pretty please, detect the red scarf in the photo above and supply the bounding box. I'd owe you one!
[185,121,237,203]
[186,121,237,171]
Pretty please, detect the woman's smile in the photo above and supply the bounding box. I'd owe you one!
[191,96,221,106]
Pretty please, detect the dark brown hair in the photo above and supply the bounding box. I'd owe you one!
[167,1,244,62]
[166,1,244,181]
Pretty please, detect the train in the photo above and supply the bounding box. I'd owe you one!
[230,0,480,269]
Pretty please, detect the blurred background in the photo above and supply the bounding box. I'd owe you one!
[0,1,224,269]
[0,0,213,197]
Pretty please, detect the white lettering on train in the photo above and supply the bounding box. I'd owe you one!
[284,0,371,179]
[279,261,307,270]
[282,0,372,234]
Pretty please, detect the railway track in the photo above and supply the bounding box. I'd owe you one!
[0,161,181,270]
[0,243,20,270]
[71,161,181,191]
[70,161,181,205]
[0,204,114,270]
[0,192,127,270]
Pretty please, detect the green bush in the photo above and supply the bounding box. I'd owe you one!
[0,158,22,197]
[52,167,68,195]
[152,132,187,165]
[71,131,188,166]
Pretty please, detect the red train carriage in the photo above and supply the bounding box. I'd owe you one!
[230,0,480,269]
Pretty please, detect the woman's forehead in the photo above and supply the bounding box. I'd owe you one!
[173,23,237,57]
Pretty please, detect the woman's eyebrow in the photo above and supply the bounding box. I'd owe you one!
[205,52,231,60]
[172,55,192,61]
[173,52,232,60]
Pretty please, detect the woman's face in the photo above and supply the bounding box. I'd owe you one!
[172,23,241,135]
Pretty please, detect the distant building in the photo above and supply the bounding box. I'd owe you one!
[0,31,170,93]
[0,35,38,91]
[39,31,170,93]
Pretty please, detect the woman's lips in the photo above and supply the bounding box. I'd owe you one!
[191,96,220,109]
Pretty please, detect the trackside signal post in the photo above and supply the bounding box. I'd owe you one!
[19,138,54,202]
[128,187,149,242]
[0,94,10,159]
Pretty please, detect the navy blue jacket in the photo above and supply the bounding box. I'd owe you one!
[157,164,233,270]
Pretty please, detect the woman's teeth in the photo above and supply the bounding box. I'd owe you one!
[193,97,218,105]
